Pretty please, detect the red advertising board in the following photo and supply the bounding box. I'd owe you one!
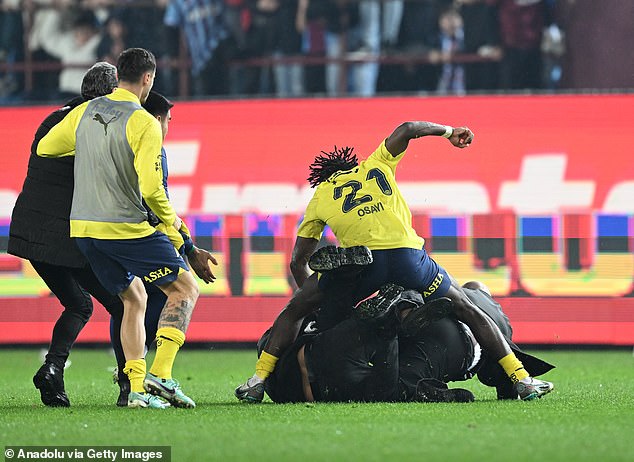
[1,94,633,344]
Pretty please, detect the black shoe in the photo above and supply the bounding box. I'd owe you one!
[33,362,70,407]
[353,284,405,322]
[399,296,453,337]
[308,245,373,272]
[116,371,130,407]
[415,379,474,403]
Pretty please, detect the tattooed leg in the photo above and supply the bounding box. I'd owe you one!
[156,271,200,332]
[158,298,195,332]
[147,271,200,385]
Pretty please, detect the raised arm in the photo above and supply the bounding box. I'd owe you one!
[384,121,474,156]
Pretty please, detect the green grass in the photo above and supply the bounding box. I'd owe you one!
[1,349,634,462]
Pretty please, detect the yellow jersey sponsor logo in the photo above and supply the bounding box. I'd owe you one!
[423,273,444,298]
[143,266,173,283]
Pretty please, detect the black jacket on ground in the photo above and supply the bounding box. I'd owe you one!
[464,288,555,399]
[258,288,555,403]
[8,97,89,268]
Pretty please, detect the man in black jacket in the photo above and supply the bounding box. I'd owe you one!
[258,280,554,403]
[397,281,554,401]
[8,62,120,407]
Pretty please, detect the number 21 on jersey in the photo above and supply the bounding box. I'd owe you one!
[333,168,392,213]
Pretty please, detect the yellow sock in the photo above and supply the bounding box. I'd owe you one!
[255,351,279,380]
[149,327,185,380]
[498,353,530,384]
[123,359,146,393]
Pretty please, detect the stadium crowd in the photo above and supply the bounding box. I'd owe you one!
[3,0,629,103]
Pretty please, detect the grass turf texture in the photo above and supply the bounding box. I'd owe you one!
[1,349,633,462]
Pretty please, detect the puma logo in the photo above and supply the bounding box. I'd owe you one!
[93,113,118,135]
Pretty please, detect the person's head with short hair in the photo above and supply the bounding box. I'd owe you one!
[72,10,99,46]
[116,48,156,103]
[307,146,359,187]
[81,62,118,100]
[439,7,463,37]
[142,91,174,141]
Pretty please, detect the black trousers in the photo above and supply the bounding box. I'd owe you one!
[30,260,123,369]
[305,319,400,402]
[306,318,473,403]
[397,317,474,401]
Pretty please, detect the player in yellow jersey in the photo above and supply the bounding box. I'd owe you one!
[236,121,553,402]
[110,90,218,407]
[38,49,208,409]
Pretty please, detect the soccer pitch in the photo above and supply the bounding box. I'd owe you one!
[2,348,633,462]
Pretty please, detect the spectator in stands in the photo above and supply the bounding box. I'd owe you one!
[240,0,277,94]
[429,7,466,95]
[37,7,102,99]
[97,10,127,64]
[164,0,230,96]
[297,0,326,94]
[494,0,548,90]
[564,0,634,90]
[222,0,251,94]
[244,0,307,97]
[24,0,64,101]
[348,1,407,96]
[456,0,502,91]
[381,0,403,52]
[113,1,176,95]
[384,0,440,93]
[321,0,358,96]
[88,0,177,95]
[0,0,23,101]
[272,0,308,98]
[348,0,381,96]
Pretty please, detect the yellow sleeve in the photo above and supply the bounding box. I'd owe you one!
[155,222,185,250]
[367,140,406,174]
[36,103,88,158]
[297,191,325,240]
[128,111,177,227]
[154,220,191,252]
